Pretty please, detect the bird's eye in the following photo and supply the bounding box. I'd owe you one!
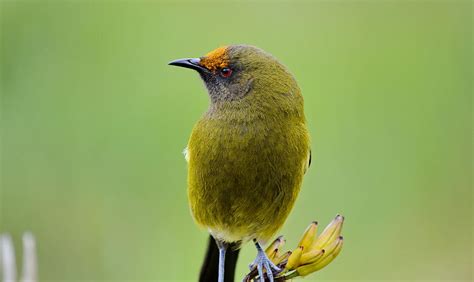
[219,68,232,78]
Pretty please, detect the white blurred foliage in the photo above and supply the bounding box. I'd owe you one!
[0,233,37,282]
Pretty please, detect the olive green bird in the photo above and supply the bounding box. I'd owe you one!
[169,45,310,282]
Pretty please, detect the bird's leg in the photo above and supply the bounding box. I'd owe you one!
[215,239,228,282]
[248,239,281,282]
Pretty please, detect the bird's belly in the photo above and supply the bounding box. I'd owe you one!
[187,123,308,243]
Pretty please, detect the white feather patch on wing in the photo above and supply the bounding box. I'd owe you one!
[183,146,190,162]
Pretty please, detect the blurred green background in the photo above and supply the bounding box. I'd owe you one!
[1,0,472,281]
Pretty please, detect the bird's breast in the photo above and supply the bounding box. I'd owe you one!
[186,114,309,242]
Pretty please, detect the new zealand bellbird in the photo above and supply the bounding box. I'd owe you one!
[169,45,310,282]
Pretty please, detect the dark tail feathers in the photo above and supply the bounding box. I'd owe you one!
[199,236,240,282]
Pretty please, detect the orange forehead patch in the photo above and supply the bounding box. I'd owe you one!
[199,46,229,72]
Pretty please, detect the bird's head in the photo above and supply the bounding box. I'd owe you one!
[169,45,302,107]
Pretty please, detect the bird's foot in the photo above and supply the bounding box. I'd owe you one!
[248,242,281,282]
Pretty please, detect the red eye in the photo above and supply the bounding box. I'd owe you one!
[220,67,232,78]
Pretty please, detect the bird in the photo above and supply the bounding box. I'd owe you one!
[169,45,310,282]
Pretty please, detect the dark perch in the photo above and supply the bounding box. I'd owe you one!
[199,236,240,282]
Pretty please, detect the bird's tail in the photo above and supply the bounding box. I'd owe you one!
[199,236,241,282]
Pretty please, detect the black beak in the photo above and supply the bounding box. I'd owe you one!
[168,58,209,73]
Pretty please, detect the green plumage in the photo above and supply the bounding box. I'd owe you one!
[186,45,310,244]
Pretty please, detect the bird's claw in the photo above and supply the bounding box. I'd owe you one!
[248,250,281,282]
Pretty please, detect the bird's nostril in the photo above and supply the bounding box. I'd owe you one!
[189,58,201,65]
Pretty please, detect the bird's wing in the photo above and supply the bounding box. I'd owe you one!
[304,149,311,174]
[183,146,190,163]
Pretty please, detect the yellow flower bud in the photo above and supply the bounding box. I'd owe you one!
[300,249,325,265]
[297,221,318,250]
[311,215,344,250]
[274,250,291,265]
[265,235,285,262]
[285,246,303,270]
[311,236,344,272]
[296,236,344,276]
